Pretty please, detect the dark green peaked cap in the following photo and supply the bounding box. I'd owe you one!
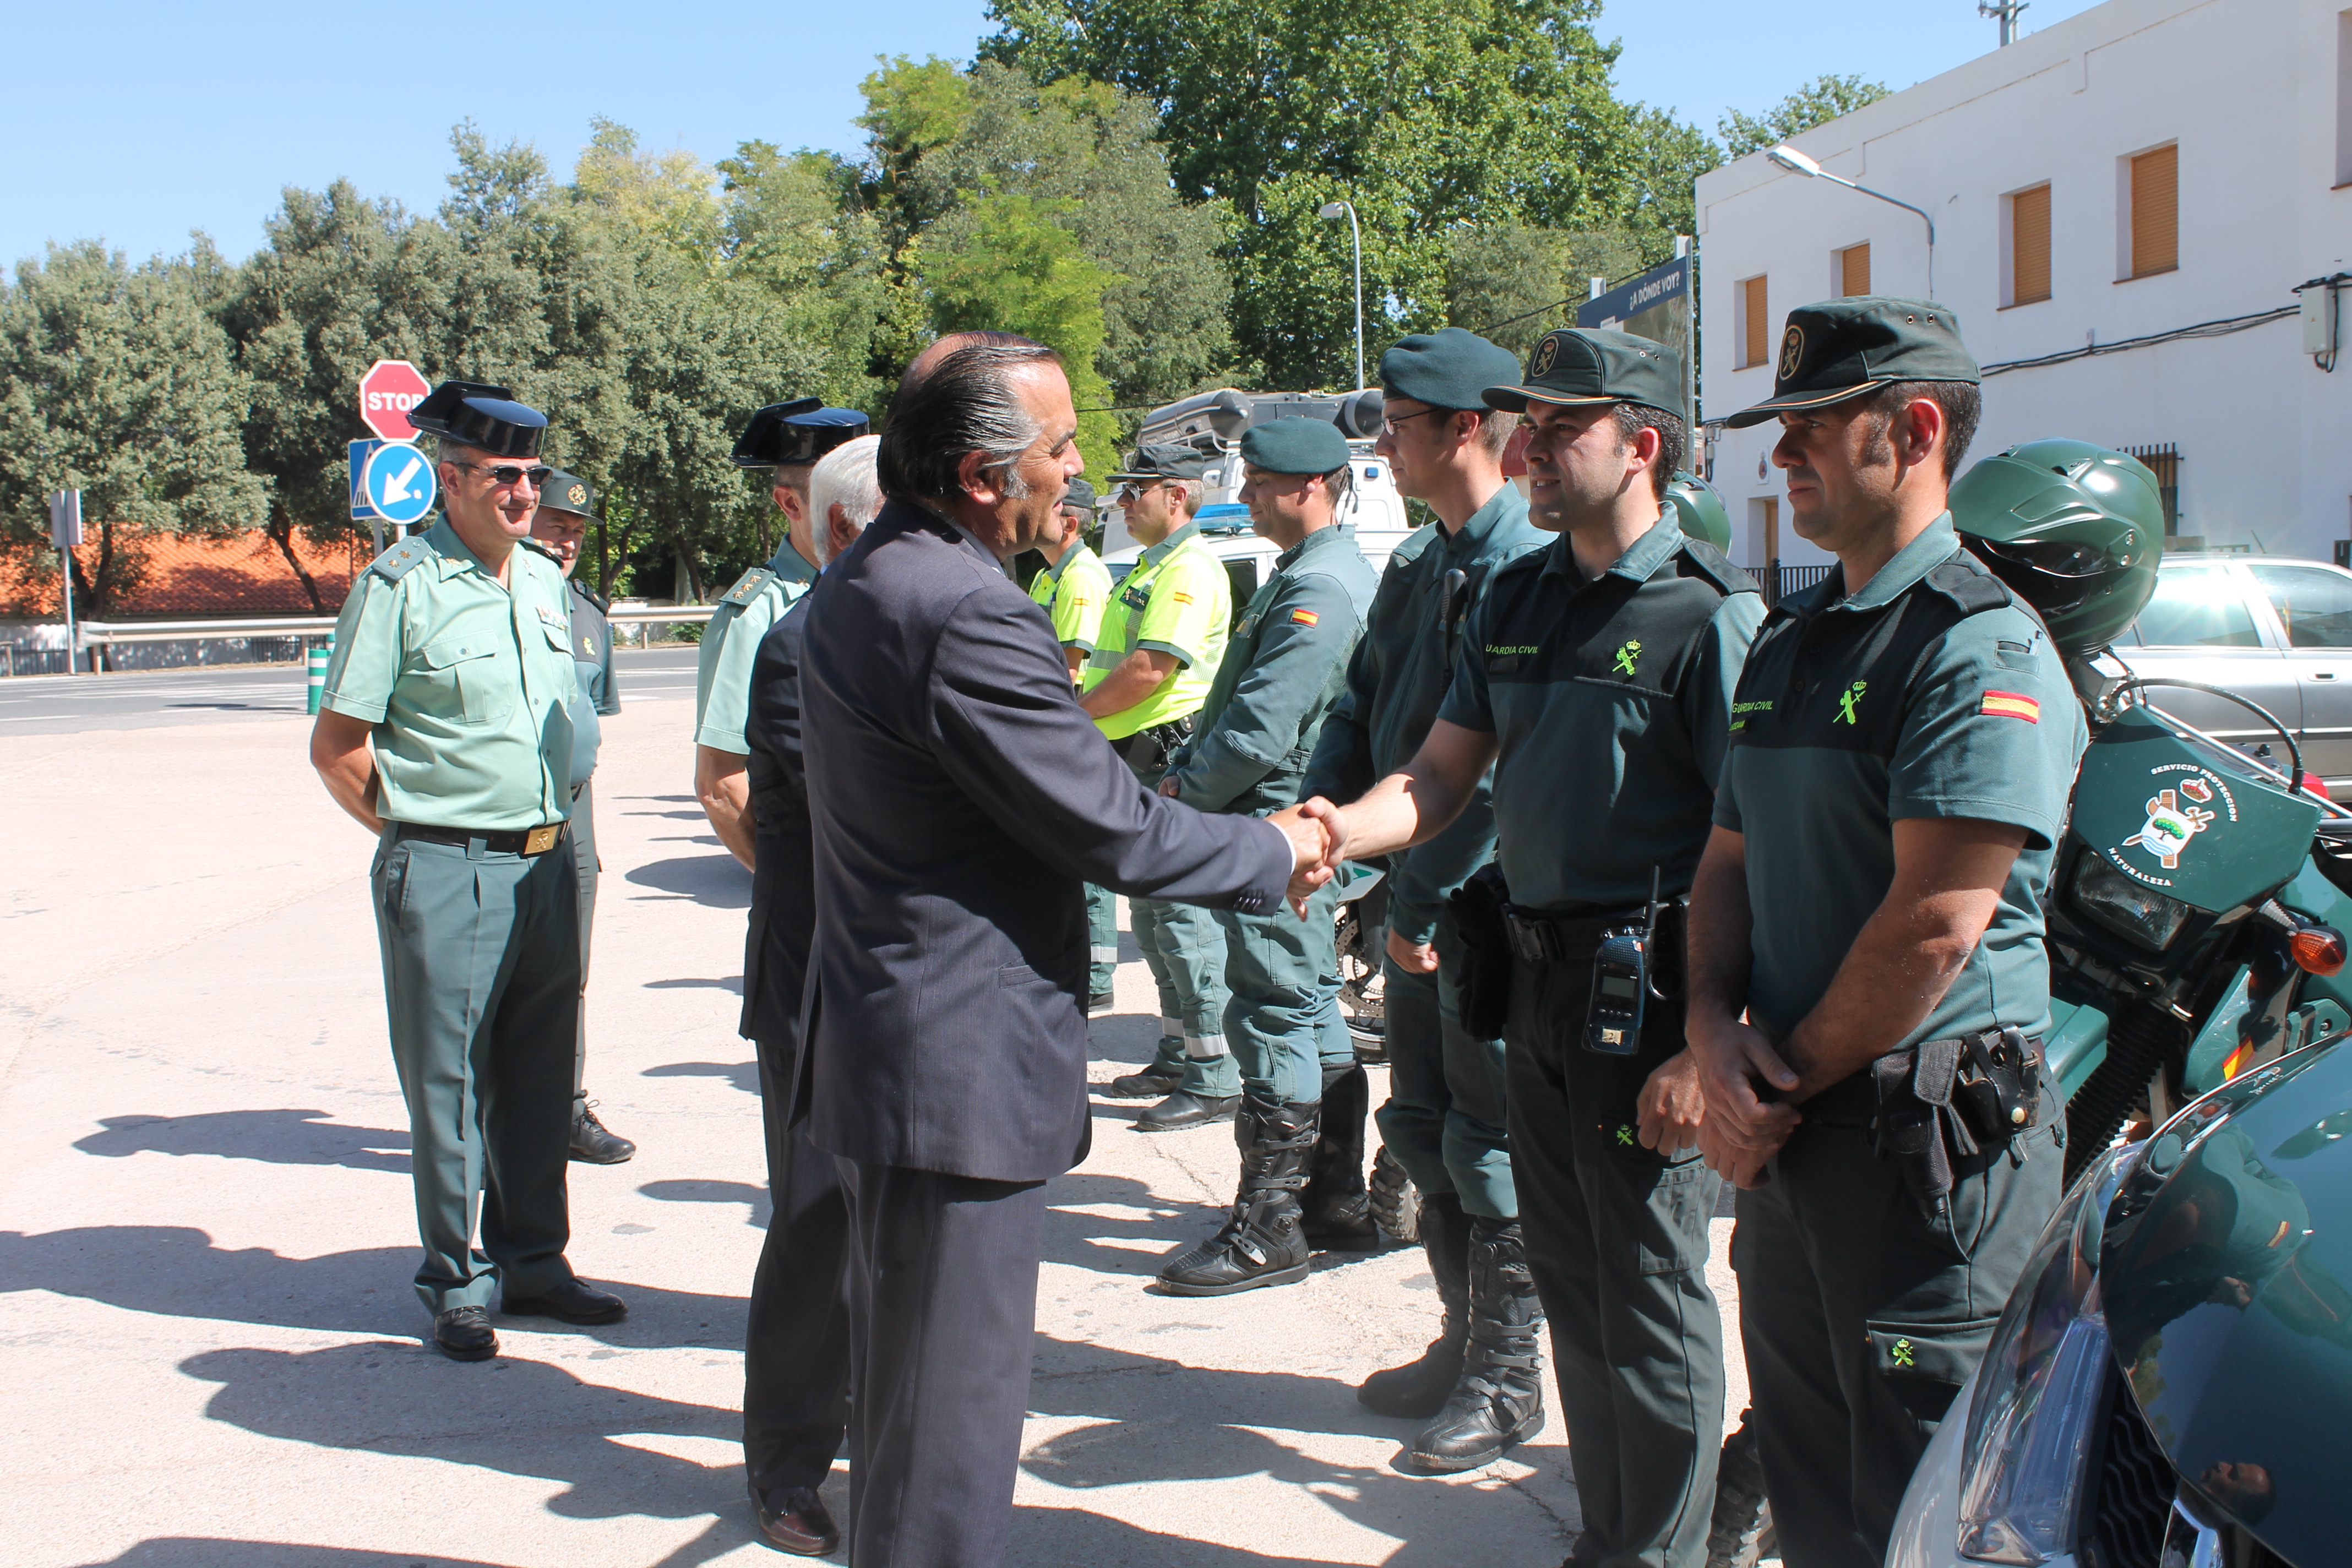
[1108,442,1213,482]
[538,470,597,519]
[1240,417,1352,475]
[1380,326,1522,411]
[1060,476,1097,510]
[1725,296,1979,429]
[1484,328,1682,418]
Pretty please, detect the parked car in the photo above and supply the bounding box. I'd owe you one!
[1890,1028,2352,1568]
[1101,503,1417,627]
[2111,555,2352,797]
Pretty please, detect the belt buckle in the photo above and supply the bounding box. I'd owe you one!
[524,824,560,856]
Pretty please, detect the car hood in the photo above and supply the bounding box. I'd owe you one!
[2101,1036,2352,1565]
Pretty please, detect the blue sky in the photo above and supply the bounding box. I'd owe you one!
[3,0,2104,269]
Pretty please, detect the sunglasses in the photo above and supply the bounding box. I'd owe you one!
[453,461,553,489]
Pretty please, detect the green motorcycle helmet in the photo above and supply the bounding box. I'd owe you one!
[1951,439,2165,656]
[1664,470,1732,551]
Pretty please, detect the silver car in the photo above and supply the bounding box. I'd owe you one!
[2110,554,2352,798]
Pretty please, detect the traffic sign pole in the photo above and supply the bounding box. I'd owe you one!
[49,490,83,675]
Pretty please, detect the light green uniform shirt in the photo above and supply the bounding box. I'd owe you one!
[1085,520,1230,741]
[1028,542,1114,655]
[694,538,820,754]
[322,520,578,832]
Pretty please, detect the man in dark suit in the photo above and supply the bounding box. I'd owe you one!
[797,337,1334,1567]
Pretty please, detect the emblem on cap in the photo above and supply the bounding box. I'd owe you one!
[1530,334,1561,378]
[1778,324,1806,384]
[567,483,586,507]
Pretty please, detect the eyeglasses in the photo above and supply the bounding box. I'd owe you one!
[1380,407,1450,438]
[452,461,553,490]
[1115,480,1164,501]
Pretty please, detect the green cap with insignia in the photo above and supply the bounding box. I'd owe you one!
[1240,417,1352,476]
[537,470,598,519]
[1108,443,1213,483]
[1060,477,1097,511]
[1484,328,1683,418]
[1380,326,1523,411]
[1724,296,1979,429]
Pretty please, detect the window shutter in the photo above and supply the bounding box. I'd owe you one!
[2012,184,2051,304]
[1839,243,1871,297]
[1743,276,1768,368]
[2130,146,2178,277]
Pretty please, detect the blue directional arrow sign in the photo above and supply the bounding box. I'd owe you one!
[362,441,439,527]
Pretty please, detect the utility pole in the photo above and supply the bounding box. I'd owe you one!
[1979,0,2028,45]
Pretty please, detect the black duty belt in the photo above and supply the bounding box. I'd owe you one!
[1119,718,1194,774]
[1503,900,1680,965]
[393,820,570,857]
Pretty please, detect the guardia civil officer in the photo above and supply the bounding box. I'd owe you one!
[311,382,625,1362]
[737,434,885,1557]
[1029,477,1113,687]
[1310,332,1763,1505]
[525,471,634,1165]
[1297,328,1546,1411]
[1082,444,1239,1126]
[795,336,1332,1566]
[693,398,871,868]
[1151,418,1379,1294]
[1689,300,2086,1567]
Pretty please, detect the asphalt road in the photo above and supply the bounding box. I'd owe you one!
[0,645,702,734]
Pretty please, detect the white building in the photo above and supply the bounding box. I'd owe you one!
[1695,0,2352,570]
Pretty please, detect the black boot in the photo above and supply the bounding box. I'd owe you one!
[1301,1063,1379,1251]
[1408,1214,1545,1471]
[569,1097,636,1164]
[1366,1144,1420,1244]
[1157,1094,1316,1295]
[1358,1190,1469,1417]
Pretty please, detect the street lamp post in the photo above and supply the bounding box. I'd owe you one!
[1318,199,1365,390]
[1766,144,1939,301]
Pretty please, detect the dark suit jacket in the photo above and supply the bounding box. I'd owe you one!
[798,502,1292,1182]
[741,594,815,1054]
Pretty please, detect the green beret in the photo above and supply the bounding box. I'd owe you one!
[537,470,598,519]
[1724,296,1979,429]
[1380,326,1523,412]
[1108,443,1212,482]
[1240,417,1352,476]
[1484,328,1683,419]
[1061,477,1097,510]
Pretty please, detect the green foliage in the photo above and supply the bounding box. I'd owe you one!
[0,241,266,614]
[1444,225,1656,358]
[1718,74,1891,160]
[716,141,898,411]
[567,118,727,264]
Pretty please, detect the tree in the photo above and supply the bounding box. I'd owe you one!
[0,242,265,616]
[1444,226,1653,358]
[717,141,901,413]
[568,118,728,267]
[1718,74,1891,159]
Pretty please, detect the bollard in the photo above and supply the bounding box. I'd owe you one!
[306,636,329,715]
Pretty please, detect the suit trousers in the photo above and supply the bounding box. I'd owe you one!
[744,1033,852,1493]
[569,778,598,1098]
[371,830,579,1315]
[1213,873,1351,1103]
[1132,897,1239,1098]
[1374,906,1516,1219]
[1507,957,1722,1568]
[1735,1110,2060,1568]
[836,1157,1049,1568]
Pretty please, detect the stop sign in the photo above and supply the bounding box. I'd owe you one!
[358,359,432,442]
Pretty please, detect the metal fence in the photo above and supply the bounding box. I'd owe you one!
[1740,563,1837,606]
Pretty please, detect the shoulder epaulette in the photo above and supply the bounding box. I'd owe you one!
[1924,554,2012,616]
[366,538,432,584]
[518,537,562,567]
[1678,538,1762,597]
[720,567,779,608]
[1487,547,1547,587]
[569,577,611,614]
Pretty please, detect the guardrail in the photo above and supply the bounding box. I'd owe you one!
[75,605,717,644]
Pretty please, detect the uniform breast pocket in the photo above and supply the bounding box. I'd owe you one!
[416,634,514,726]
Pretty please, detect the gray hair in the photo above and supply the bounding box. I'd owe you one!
[876,339,1060,505]
[808,434,884,565]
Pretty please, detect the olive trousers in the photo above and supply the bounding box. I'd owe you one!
[1374,905,1516,1219]
[1213,873,1353,1103]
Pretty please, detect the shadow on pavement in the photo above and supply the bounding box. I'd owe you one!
[72,1110,410,1174]
[624,856,750,910]
[641,1178,768,1228]
[643,976,744,994]
[643,1059,760,1096]
[1009,1507,1362,1566]
[75,1522,767,1568]
[0,1225,748,1351]
[1042,1169,1399,1285]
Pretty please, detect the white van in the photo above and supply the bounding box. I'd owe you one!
[1101,502,1417,625]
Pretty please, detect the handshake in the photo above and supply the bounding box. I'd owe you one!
[1269,798,1349,916]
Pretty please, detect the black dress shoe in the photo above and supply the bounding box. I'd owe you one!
[1104,1068,1181,1099]
[751,1480,840,1556]
[432,1305,498,1362]
[569,1099,636,1164]
[1088,988,1117,1015]
[1134,1089,1242,1131]
[500,1278,628,1324]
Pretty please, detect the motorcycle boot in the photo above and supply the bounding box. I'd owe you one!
[1358,1190,1468,1418]
[1408,1214,1545,1472]
[1300,1062,1379,1251]
[1157,1093,1317,1296]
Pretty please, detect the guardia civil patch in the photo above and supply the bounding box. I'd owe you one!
[1290,608,1320,625]
[1981,690,2040,723]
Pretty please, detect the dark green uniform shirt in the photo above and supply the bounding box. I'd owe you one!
[563,571,620,784]
[1441,516,1765,911]
[1166,524,1380,816]
[1713,515,2088,1055]
[1300,486,1548,944]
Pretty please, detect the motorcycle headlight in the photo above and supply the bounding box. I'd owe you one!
[2071,853,2195,952]
[1956,1144,2138,1564]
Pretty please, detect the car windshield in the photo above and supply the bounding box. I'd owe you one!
[2121,568,2263,648]
[2249,563,2352,649]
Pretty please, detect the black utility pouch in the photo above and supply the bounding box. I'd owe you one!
[1447,864,1514,1040]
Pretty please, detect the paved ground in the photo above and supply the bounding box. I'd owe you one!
[0,674,1748,1567]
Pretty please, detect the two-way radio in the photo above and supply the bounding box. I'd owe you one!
[1583,865,1665,1057]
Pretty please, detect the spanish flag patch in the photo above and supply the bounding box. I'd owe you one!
[1291,608,1320,625]
[1172,591,1194,605]
[1981,690,2040,723]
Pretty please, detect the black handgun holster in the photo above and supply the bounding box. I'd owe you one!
[1870,1027,2045,1218]
[1446,864,1514,1041]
